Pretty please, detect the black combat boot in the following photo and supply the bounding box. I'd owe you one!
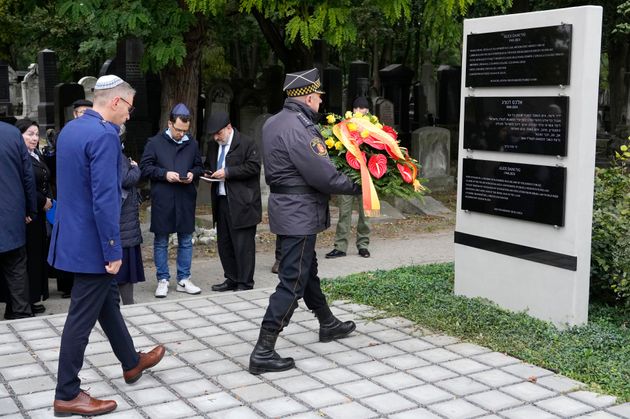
[249,328,295,375]
[314,305,356,342]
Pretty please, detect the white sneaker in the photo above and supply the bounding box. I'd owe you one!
[155,280,169,298]
[177,279,201,295]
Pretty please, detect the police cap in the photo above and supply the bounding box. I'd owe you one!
[283,68,325,97]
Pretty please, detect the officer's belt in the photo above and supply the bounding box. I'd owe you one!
[270,185,318,194]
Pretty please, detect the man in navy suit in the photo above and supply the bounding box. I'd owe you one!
[48,75,165,417]
[0,121,37,319]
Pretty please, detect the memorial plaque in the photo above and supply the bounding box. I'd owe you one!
[461,159,565,226]
[466,24,572,87]
[464,96,568,155]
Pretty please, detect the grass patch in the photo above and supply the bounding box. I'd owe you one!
[322,263,630,402]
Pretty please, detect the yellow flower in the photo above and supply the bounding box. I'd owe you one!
[370,115,379,124]
[326,114,336,124]
[347,122,357,131]
[335,141,344,150]
[325,138,335,149]
[353,112,363,119]
[376,123,383,129]
[360,130,370,138]
[345,111,353,119]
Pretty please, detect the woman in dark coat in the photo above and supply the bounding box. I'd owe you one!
[15,118,52,313]
[115,133,146,304]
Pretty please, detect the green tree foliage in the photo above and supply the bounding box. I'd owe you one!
[591,141,630,308]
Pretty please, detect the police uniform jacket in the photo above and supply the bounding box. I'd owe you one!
[205,129,262,229]
[47,109,123,273]
[0,122,36,253]
[262,99,359,235]
[140,130,204,234]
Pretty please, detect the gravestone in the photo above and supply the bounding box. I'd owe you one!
[323,65,342,115]
[261,65,284,114]
[54,83,85,130]
[374,97,395,127]
[437,65,461,125]
[78,76,97,101]
[205,82,233,135]
[20,64,38,119]
[37,49,58,132]
[8,66,21,113]
[253,113,272,210]
[412,82,428,129]
[379,64,414,148]
[101,38,155,159]
[347,61,369,109]
[421,63,437,117]
[411,126,454,191]
[0,61,13,117]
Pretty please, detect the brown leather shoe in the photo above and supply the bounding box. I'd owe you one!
[123,345,165,384]
[53,390,117,417]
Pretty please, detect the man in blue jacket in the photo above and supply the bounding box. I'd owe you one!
[140,103,204,298]
[0,121,37,320]
[48,75,165,417]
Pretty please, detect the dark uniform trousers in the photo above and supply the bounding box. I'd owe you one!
[55,273,139,401]
[216,196,256,288]
[0,246,31,315]
[262,234,327,332]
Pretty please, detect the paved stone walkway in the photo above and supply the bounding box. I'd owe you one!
[1,289,629,418]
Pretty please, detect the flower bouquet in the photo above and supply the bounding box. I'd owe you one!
[320,111,427,217]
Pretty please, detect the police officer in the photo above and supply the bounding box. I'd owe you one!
[249,68,361,374]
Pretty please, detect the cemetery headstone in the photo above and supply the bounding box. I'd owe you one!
[20,63,38,119]
[411,126,454,191]
[37,49,58,132]
[374,97,395,128]
[347,61,369,108]
[78,76,97,101]
[379,64,414,147]
[437,65,461,125]
[323,65,342,115]
[54,83,85,130]
[0,61,13,117]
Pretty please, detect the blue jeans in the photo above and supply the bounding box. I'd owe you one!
[153,233,193,282]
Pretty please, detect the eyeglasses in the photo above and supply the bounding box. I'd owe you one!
[118,97,135,114]
[171,126,188,134]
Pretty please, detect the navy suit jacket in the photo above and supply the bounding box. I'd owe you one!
[0,122,37,252]
[48,109,123,273]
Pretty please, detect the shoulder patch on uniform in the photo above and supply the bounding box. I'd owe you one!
[296,112,314,128]
[310,137,328,157]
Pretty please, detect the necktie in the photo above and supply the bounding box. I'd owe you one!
[217,144,227,170]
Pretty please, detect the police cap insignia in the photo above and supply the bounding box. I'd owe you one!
[310,137,328,157]
[283,68,325,97]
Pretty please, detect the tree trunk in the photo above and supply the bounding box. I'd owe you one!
[159,18,205,138]
[608,34,630,137]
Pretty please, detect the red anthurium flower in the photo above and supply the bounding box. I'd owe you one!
[368,154,388,178]
[362,135,387,150]
[382,125,398,140]
[346,151,366,170]
[397,163,414,183]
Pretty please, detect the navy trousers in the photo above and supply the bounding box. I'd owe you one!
[55,273,139,400]
[262,234,327,332]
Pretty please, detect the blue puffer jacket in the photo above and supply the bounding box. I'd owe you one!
[120,153,142,248]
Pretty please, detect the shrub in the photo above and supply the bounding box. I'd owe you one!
[591,141,630,307]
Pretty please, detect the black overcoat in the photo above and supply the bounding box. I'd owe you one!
[140,130,204,234]
[119,153,142,248]
[25,150,52,303]
[205,129,262,229]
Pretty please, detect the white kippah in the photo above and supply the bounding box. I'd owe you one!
[94,75,124,90]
